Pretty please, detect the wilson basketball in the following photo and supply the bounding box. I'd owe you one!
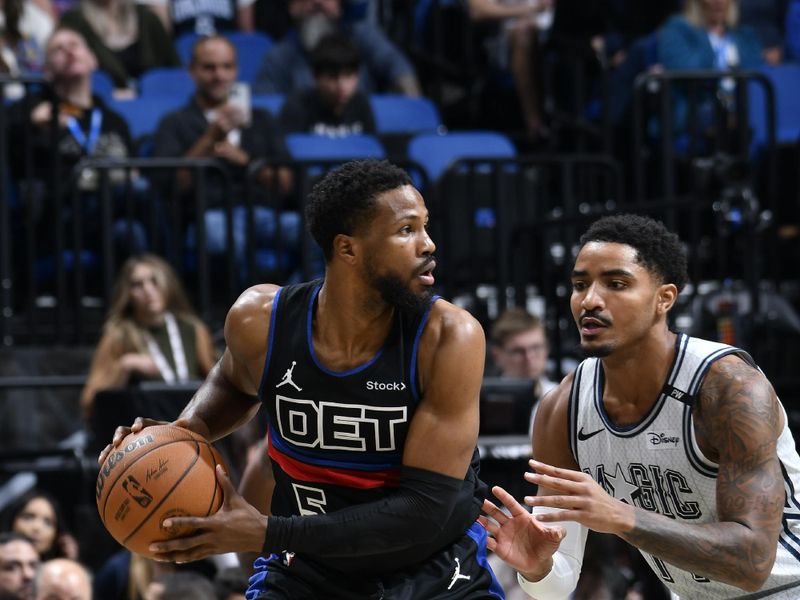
[96,424,224,558]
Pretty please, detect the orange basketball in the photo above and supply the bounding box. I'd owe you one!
[96,424,224,558]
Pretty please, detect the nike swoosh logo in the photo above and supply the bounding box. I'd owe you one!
[577,427,605,441]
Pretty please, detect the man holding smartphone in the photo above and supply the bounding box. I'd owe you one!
[153,35,298,283]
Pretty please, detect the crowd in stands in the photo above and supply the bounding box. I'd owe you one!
[2,0,800,598]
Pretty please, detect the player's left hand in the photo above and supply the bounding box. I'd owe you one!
[148,464,267,563]
[524,459,635,535]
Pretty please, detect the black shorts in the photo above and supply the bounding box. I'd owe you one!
[245,522,505,600]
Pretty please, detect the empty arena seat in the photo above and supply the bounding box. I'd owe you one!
[369,94,442,134]
[285,133,386,161]
[407,130,516,182]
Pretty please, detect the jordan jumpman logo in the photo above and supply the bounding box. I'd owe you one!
[448,558,471,590]
[276,361,302,391]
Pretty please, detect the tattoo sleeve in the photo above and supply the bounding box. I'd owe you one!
[620,356,785,591]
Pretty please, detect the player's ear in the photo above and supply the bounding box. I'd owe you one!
[332,233,357,265]
[656,283,678,315]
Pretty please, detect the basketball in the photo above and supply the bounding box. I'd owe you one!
[96,424,224,558]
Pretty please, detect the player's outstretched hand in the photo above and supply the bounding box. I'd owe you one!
[479,485,565,578]
[97,416,191,465]
[524,459,635,535]
[148,464,267,563]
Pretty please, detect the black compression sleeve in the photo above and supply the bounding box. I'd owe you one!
[263,465,463,560]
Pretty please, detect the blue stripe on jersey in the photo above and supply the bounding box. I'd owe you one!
[268,423,401,470]
[409,296,438,403]
[245,554,280,599]
[306,283,385,376]
[682,403,717,477]
[258,286,283,399]
[779,522,800,563]
[466,522,506,599]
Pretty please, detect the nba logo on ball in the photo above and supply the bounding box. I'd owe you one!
[96,424,225,558]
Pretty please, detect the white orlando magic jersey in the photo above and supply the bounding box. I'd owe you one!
[568,333,800,599]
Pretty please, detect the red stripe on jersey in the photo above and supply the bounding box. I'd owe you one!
[268,444,401,489]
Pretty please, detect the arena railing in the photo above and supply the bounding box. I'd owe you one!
[631,69,777,215]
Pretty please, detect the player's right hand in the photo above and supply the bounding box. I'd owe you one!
[97,416,191,465]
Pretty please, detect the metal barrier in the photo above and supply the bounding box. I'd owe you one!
[424,155,623,317]
[632,70,777,213]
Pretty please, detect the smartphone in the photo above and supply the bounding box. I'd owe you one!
[228,82,252,126]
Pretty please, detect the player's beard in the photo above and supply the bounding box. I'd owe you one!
[364,257,433,320]
[576,341,614,358]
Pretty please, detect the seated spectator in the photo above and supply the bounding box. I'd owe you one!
[6,27,146,279]
[139,0,255,37]
[213,567,248,600]
[489,307,556,397]
[278,32,375,137]
[93,550,177,600]
[467,0,553,139]
[740,0,788,64]
[658,0,763,71]
[35,559,91,600]
[80,253,216,420]
[253,0,420,96]
[1,490,78,562]
[0,0,54,79]
[152,35,299,283]
[59,0,179,94]
[0,533,39,600]
[657,0,762,137]
[154,572,215,600]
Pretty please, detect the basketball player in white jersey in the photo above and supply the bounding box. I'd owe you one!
[480,214,800,599]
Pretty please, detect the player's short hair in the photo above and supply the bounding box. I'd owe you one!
[579,214,689,291]
[490,308,545,347]
[305,159,412,261]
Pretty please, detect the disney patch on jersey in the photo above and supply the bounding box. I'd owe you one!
[646,430,681,450]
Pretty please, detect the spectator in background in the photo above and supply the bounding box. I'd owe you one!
[212,567,248,600]
[80,253,216,420]
[153,35,299,284]
[147,572,215,600]
[278,32,375,136]
[467,0,554,139]
[35,559,91,600]
[490,308,556,397]
[0,0,54,78]
[7,27,132,196]
[658,0,763,71]
[139,0,255,38]
[0,533,39,600]
[59,0,178,94]
[739,0,788,63]
[1,490,78,562]
[253,0,420,96]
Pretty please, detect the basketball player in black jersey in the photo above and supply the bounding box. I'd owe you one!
[99,160,505,599]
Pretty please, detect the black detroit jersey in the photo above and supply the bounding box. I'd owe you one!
[257,280,486,574]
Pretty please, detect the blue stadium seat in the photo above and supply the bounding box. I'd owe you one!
[228,32,273,84]
[252,94,284,116]
[748,64,800,152]
[407,130,516,182]
[139,68,194,99]
[369,95,442,134]
[109,96,185,140]
[285,133,385,161]
[92,70,115,101]
[175,33,200,66]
